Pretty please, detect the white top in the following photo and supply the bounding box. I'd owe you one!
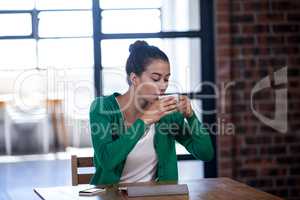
[119,123,158,183]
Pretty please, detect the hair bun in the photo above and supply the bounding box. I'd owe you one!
[129,40,149,53]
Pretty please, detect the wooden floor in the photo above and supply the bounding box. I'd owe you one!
[0,155,203,200]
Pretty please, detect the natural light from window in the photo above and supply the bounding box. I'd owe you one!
[0,0,201,156]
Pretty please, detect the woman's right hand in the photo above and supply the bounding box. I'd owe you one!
[140,96,178,125]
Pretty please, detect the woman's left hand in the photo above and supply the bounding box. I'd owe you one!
[177,95,194,118]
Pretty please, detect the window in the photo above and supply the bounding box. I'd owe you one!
[0,0,35,10]
[0,1,94,119]
[38,11,93,37]
[0,1,216,176]
[0,13,32,36]
[100,0,162,9]
[38,38,93,68]
[161,0,201,32]
[0,39,36,69]
[35,0,91,10]
[102,10,161,34]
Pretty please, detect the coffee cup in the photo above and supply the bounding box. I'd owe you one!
[158,93,179,104]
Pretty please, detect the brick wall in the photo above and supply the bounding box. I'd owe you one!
[215,0,300,199]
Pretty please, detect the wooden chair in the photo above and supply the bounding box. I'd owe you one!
[71,155,94,186]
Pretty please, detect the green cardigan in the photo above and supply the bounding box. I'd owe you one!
[89,92,214,185]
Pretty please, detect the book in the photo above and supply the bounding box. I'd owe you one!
[120,184,189,197]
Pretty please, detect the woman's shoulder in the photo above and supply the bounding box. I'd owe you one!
[89,93,118,115]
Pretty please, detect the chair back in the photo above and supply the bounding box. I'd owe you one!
[71,155,94,186]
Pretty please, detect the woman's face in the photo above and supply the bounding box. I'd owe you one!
[134,59,170,103]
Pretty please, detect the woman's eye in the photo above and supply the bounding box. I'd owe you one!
[152,78,160,82]
[164,79,169,82]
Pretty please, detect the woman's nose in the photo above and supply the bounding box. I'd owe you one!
[159,80,168,90]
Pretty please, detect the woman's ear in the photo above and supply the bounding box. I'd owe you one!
[129,72,137,86]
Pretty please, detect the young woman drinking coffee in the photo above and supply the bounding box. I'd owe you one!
[89,40,214,185]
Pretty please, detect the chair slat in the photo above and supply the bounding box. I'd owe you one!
[78,174,94,184]
[71,155,78,186]
[77,157,94,167]
[71,155,94,185]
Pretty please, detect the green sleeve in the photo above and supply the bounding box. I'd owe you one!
[89,99,149,170]
[174,111,214,161]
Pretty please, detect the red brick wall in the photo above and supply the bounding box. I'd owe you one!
[215,0,300,199]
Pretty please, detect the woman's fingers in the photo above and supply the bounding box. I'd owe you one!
[163,109,176,116]
[177,96,188,113]
[160,96,174,103]
[164,103,177,112]
[177,97,185,107]
[161,96,176,103]
[141,97,179,124]
[179,95,185,101]
[155,95,191,118]
[160,95,187,113]
[162,101,177,109]
[177,95,193,117]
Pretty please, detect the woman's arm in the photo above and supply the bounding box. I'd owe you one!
[90,99,149,171]
[174,111,214,161]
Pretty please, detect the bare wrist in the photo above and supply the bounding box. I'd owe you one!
[140,116,151,125]
[186,110,194,119]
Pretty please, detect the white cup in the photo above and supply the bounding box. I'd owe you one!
[158,94,179,103]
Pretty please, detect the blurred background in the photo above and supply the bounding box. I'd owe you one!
[0,0,299,200]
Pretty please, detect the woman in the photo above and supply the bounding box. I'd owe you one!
[89,40,213,185]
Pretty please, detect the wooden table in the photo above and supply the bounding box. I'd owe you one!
[34,178,283,200]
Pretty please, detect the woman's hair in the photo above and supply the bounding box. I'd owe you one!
[125,40,169,85]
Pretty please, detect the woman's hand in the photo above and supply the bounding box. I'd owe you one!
[177,95,194,118]
[140,96,177,125]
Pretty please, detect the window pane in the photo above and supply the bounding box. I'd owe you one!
[0,13,32,36]
[47,68,94,119]
[102,9,161,33]
[0,0,34,10]
[38,38,94,68]
[100,0,161,9]
[0,70,46,110]
[191,100,203,121]
[161,0,200,31]
[101,38,201,94]
[102,68,128,96]
[0,39,36,69]
[101,39,161,68]
[38,11,92,37]
[36,0,92,10]
[100,0,200,32]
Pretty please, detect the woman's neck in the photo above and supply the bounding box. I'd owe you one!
[117,89,148,123]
